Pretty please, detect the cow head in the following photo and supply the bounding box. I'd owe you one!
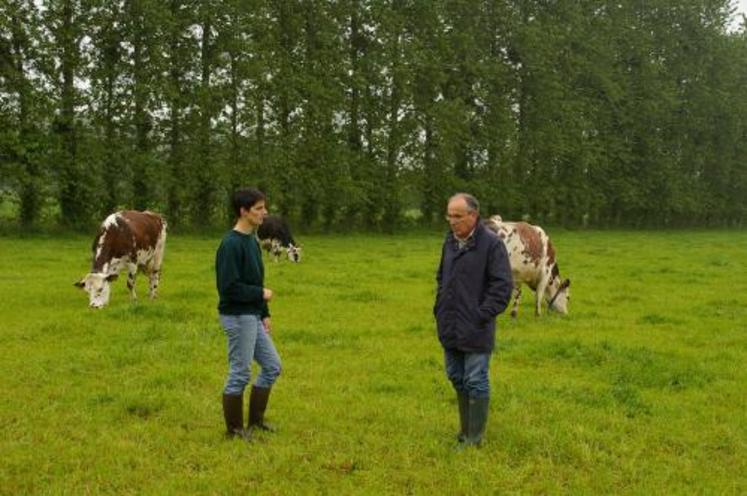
[546,276,571,314]
[287,243,302,263]
[483,214,503,233]
[74,272,119,308]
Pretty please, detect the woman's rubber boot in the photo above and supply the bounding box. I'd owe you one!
[248,385,276,432]
[223,394,251,441]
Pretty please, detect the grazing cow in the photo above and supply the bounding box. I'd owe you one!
[75,210,167,308]
[257,215,302,263]
[483,215,570,317]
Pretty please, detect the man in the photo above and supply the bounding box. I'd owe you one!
[434,193,513,447]
[215,188,282,440]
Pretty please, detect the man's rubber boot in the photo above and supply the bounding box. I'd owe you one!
[457,391,469,443]
[464,396,489,447]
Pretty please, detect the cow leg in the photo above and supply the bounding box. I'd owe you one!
[510,285,522,319]
[127,264,138,300]
[535,278,549,316]
[149,232,166,299]
[148,270,161,299]
[271,242,282,262]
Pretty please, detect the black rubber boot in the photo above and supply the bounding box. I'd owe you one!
[457,391,469,443]
[222,394,251,440]
[248,385,276,432]
[464,396,489,447]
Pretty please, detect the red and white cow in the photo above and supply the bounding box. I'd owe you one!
[75,210,167,308]
[484,215,570,317]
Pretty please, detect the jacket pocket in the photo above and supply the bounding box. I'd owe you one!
[476,306,490,324]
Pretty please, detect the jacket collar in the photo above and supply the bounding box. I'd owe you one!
[447,219,485,252]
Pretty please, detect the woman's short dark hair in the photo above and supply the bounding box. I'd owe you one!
[232,188,266,217]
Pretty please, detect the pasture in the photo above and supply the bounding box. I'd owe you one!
[1,230,745,494]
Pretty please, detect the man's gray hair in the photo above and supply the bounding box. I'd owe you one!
[449,192,480,213]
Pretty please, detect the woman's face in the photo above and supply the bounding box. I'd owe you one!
[242,200,267,228]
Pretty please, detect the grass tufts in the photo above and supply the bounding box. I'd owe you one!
[1,231,746,493]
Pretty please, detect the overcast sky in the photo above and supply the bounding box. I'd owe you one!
[736,0,747,18]
[729,0,747,30]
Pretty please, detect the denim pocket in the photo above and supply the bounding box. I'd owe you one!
[219,314,240,335]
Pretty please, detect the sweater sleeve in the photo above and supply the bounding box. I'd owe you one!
[216,240,265,304]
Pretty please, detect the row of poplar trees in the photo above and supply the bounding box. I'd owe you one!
[1,0,746,230]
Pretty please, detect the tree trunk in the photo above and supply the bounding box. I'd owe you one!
[57,0,85,227]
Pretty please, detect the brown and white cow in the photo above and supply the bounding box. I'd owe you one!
[484,215,570,317]
[75,210,167,308]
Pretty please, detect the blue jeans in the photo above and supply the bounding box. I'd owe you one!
[220,314,282,395]
[444,348,491,399]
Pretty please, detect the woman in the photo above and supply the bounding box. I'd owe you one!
[215,188,281,439]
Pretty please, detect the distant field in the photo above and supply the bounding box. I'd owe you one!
[1,230,745,494]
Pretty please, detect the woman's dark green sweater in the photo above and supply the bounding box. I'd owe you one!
[215,230,269,317]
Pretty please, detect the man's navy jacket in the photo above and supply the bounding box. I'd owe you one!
[434,221,513,353]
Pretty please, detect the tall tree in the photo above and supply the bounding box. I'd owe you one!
[42,0,92,227]
[1,1,47,226]
[189,1,220,226]
[162,0,194,226]
[379,0,411,230]
[124,0,158,212]
[88,0,127,215]
[266,0,303,218]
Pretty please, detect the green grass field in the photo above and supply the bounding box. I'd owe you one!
[1,230,745,494]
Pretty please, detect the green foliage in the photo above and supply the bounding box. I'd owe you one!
[0,1,746,229]
[1,231,746,493]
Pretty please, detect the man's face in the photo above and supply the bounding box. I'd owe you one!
[446,198,478,239]
[242,200,267,228]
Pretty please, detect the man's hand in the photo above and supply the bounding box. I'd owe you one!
[263,288,273,301]
[262,317,272,334]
